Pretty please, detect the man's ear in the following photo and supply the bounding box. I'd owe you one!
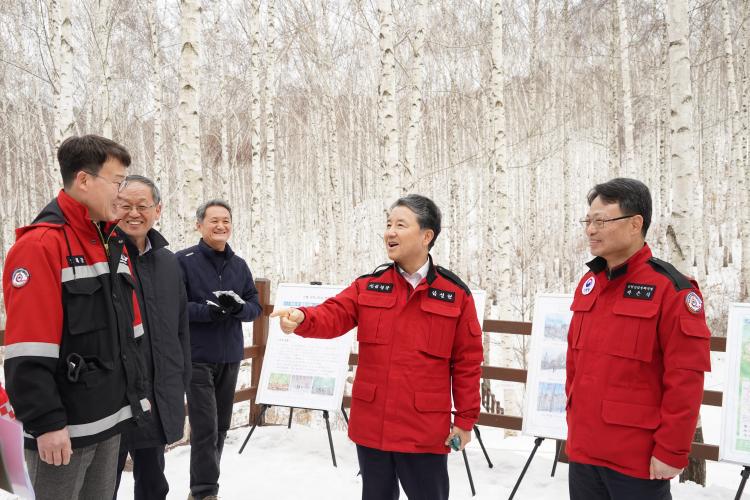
[631,214,644,236]
[423,229,435,248]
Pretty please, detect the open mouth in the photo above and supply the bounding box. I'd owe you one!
[387,242,399,248]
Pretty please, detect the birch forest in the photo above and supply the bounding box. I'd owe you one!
[0,0,748,373]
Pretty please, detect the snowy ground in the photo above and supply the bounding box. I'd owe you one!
[117,424,740,499]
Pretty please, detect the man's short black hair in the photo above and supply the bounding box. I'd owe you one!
[58,135,131,188]
[390,194,442,250]
[587,177,652,237]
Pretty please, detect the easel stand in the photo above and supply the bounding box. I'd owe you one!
[238,404,344,467]
[735,465,750,500]
[508,437,561,500]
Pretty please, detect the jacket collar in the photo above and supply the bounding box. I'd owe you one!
[586,243,652,280]
[18,190,118,241]
[198,238,234,259]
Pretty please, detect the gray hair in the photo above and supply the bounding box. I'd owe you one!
[390,194,442,250]
[196,199,232,222]
[125,174,161,204]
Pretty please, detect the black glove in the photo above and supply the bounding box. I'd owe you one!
[218,294,244,314]
[208,303,231,321]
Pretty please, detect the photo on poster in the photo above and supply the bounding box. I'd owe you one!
[720,303,750,465]
[522,293,574,441]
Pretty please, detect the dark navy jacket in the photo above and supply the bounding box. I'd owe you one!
[176,239,262,363]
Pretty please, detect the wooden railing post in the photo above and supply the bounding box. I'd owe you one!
[249,278,271,426]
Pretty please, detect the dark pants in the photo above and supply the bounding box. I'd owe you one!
[356,444,449,500]
[25,434,120,500]
[569,461,672,500]
[113,445,168,500]
[187,361,240,500]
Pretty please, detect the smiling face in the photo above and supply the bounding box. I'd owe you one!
[384,205,433,272]
[585,195,644,268]
[76,157,128,222]
[197,205,232,251]
[116,182,161,250]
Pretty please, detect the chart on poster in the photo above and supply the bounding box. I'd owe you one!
[521,293,574,440]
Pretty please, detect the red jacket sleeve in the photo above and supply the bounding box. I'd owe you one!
[450,293,484,431]
[652,286,711,468]
[295,281,360,339]
[3,231,67,435]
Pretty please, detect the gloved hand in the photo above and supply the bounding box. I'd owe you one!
[207,301,231,321]
[217,293,243,314]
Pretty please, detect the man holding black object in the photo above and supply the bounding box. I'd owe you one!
[273,194,483,500]
[176,200,262,500]
[565,178,711,499]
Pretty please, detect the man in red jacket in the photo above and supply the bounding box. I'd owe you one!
[566,178,711,499]
[273,194,483,500]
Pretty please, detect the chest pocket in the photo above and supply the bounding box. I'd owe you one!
[357,292,396,344]
[63,278,108,335]
[417,300,461,359]
[569,293,597,349]
[609,300,660,362]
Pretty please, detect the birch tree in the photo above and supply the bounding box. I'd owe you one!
[617,0,635,177]
[54,0,75,149]
[403,0,425,188]
[178,0,202,242]
[377,0,399,202]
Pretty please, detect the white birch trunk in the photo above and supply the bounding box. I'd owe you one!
[377,0,399,203]
[404,0,425,189]
[249,0,264,273]
[178,0,202,243]
[617,0,635,177]
[95,0,112,137]
[55,0,75,147]
[149,0,164,188]
[666,0,698,274]
[264,0,277,279]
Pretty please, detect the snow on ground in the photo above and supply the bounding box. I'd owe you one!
[117,425,739,499]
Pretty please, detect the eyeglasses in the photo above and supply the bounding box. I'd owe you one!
[84,170,128,193]
[117,203,156,213]
[578,214,636,228]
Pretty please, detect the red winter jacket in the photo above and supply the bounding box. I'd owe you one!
[0,384,14,420]
[3,190,149,449]
[565,244,711,478]
[294,258,484,454]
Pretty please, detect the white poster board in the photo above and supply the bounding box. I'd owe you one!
[521,293,574,440]
[0,417,33,499]
[257,284,352,412]
[720,302,750,465]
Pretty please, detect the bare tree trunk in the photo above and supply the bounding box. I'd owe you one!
[94,0,113,137]
[264,0,278,280]
[377,0,399,202]
[249,0,264,273]
[617,0,635,177]
[404,0,425,190]
[149,0,164,188]
[55,0,75,148]
[178,0,202,245]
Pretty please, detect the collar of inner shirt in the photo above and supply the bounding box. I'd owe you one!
[398,259,430,289]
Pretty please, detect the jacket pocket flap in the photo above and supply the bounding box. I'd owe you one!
[63,278,102,295]
[612,301,660,319]
[601,400,660,429]
[352,381,377,402]
[421,300,461,318]
[414,391,452,412]
[680,317,711,338]
[357,293,396,308]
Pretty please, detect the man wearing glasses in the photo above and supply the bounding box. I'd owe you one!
[113,175,190,500]
[3,135,150,499]
[565,178,711,499]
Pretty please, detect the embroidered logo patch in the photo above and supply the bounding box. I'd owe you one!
[11,268,30,288]
[119,254,128,265]
[582,276,596,295]
[685,291,703,314]
[66,255,86,267]
[367,282,393,293]
[429,287,455,303]
[624,283,655,300]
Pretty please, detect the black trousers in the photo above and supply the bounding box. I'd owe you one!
[569,461,671,500]
[187,361,240,500]
[113,445,168,500]
[356,444,449,500]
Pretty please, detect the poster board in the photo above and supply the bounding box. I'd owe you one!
[521,293,574,440]
[257,284,352,412]
[720,302,750,465]
[256,283,486,413]
[0,417,33,499]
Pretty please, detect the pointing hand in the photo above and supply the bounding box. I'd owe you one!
[270,308,306,334]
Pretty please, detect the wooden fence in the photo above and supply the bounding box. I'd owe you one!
[0,277,726,461]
